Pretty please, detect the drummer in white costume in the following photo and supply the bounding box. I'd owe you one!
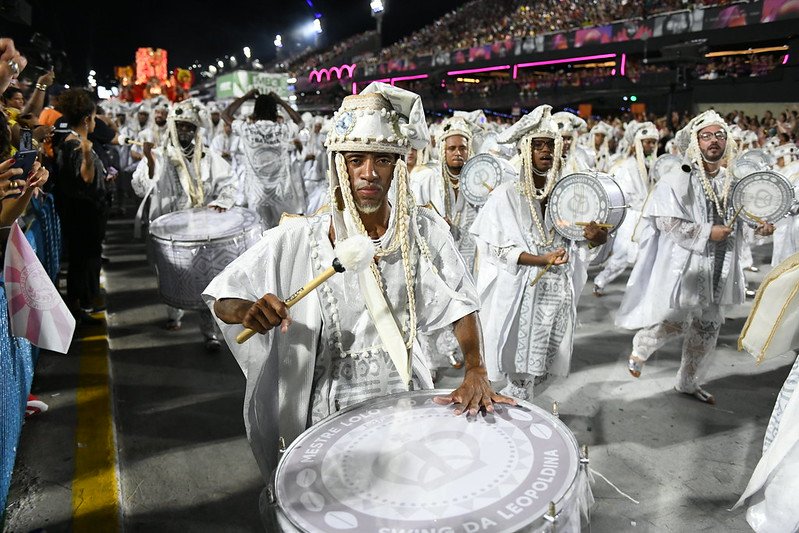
[412,115,480,273]
[132,98,236,349]
[770,142,799,267]
[585,120,614,172]
[471,104,608,401]
[552,111,591,175]
[593,121,658,296]
[203,83,513,525]
[616,111,775,404]
[221,88,305,229]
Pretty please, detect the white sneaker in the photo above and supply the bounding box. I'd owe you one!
[500,381,529,401]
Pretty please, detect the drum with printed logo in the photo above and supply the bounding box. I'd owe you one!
[730,170,795,225]
[547,172,627,242]
[148,207,264,309]
[461,154,519,207]
[275,390,590,533]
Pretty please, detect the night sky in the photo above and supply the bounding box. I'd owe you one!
[4,0,465,84]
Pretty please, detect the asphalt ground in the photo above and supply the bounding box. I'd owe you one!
[3,216,794,532]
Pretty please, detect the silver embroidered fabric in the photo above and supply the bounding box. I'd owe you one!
[763,356,799,454]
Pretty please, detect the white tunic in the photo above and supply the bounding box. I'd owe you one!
[412,170,479,273]
[202,208,480,482]
[470,181,594,381]
[616,165,746,330]
[131,145,235,224]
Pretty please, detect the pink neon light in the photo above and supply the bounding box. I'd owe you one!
[447,65,511,76]
[783,54,790,65]
[308,63,357,83]
[391,74,428,84]
[513,53,617,79]
[620,53,627,76]
[352,82,357,95]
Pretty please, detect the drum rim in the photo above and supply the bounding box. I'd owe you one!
[148,206,262,242]
[731,170,794,223]
[548,171,627,241]
[275,389,582,532]
[148,224,264,246]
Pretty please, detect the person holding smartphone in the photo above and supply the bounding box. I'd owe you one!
[53,88,107,325]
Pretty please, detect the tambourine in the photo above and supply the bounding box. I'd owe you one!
[650,154,683,183]
[730,170,795,224]
[460,154,518,207]
[547,172,627,241]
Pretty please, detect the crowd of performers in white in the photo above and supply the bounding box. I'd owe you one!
[103,84,799,531]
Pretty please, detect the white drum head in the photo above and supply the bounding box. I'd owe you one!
[651,154,683,182]
[276,390,579,532]
[548,172,622,241]
[731,170,794,224]
[149,207,260,242]
[461,154,516,207]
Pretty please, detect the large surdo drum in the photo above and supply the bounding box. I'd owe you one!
[547,172,627,242]
[276,390,588,532]
[148,207,264,309]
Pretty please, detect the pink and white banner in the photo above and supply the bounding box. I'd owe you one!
[4,222,75,353]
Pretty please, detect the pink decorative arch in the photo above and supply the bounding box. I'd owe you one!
[308,63,357,83]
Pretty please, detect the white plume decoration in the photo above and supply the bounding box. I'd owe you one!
[335,235,376,273]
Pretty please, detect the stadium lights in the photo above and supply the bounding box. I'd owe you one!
[217,59,224,68]
[230,56,238,67]
[370,0,384,14]
[274,34,283,48]
[456,77,480,83]
[287,77,297,84]
[243,46,251,60]
[705,45,788,58]
[513,53,617,78]
[313,18,323,34]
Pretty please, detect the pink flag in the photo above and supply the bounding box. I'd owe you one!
[4,222,75,354]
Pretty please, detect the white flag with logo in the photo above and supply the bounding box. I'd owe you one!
[4,222,75,353]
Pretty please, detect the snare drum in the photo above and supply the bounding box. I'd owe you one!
[548,172,627,241]
[731,170,795,225]
[148,207,264,309]
[276,390,589,533]
[461,154,519,207]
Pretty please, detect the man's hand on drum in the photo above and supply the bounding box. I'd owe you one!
[755,221,775,237]
[209,204,227,213]
[434,367,516,416]
[582,221,608,246]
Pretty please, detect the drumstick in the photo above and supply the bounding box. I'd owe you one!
[482,181,494,192]
[575,221,614,229]
[726,205,744,228]
[744,209,766,225]
[235,235,376,344]
[529,261,554,287]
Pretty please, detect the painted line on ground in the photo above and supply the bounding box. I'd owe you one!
[71,315,121,532]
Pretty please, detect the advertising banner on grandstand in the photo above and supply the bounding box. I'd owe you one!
[701,2,762,29]
[651,10,702,37]
[544,31,575,51]
[761,0,799,22]
[216,71,290,99]
[611,19,654,42]
[574,25,613,48]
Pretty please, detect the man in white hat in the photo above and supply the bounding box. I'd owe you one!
[552,111,591,175]
[770,142,799,267]
[616,110,775,404]
[204,83,512,524]
[221,88,305,228]
[585,120,614,172]
[412,114,480,274]
[203,101,225,146]
[302,114,329,214]
[471,104,608,400]
[593,121,659,296]
[131,97,236,348]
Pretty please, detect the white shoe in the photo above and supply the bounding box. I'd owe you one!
[500,381,529,401]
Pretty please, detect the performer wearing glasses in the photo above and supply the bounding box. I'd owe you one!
[616,111,774,404]
[203,83,512,527]
[471,104,607,400]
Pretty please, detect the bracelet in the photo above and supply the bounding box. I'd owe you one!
[35,83,48,91]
